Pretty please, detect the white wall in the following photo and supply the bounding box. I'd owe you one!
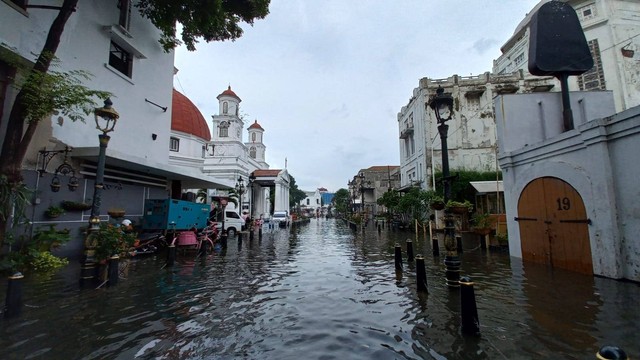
[1,2,175,166]
[495,91,640,281]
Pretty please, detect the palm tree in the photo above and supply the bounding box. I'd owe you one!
[196,188,208,203]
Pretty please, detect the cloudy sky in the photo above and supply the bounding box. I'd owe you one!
[174,0,540,192]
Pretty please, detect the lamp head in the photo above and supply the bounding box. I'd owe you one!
[94,98,119,134]
[428,86,454,123]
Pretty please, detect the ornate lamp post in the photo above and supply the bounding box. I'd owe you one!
[80,98,119,286]
[248,173,256,218]
[428,86,460,288]
[235,175,245,214]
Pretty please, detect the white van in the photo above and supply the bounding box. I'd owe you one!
[214,210,245,236]
[272,211,290,228]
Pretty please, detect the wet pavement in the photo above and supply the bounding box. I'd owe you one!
[0,218,638,359]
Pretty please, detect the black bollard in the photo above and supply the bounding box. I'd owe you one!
[4,272,24,318]
[406,239,414,263]
[259,227,263,240]
[597,346,628,360]
[415,255,428,293]
[394,243,403,271]
[432,238,440,257]
[456,236,463,253]
[249,229,254,241]
[108,255,119,286]
[220,232,228,248]
[166,244,176,267]
[460,276,480,335]
[80,259,97,287]
[199,238,209,256]
[377,224,381,234]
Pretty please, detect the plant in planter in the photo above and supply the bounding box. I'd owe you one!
[61,200,92,211]
[90,223,137,261]
[107,208,126,218]
[471,212,494,235]
[45,205,65,218]
[0,226,70,274]
[33,225,71,251]
[446,200,473,215]
[495,232,509,248]
[429,196,445,210]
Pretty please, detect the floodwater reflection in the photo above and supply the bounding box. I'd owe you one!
[0,219,638,359]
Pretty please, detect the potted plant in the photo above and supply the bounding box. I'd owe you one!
[61,200,92,211]
[90,223,137,262]
[495,232,509,249]
[446,200,473,215]
[471,213,493,235]
[45,205,65,219]
[107,208,126,218]
[429,195,445,210]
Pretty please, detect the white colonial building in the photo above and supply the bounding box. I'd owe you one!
[399,0,639,191]
[398,72,555,190]
[0,2,289,257]
[493,0,640,113]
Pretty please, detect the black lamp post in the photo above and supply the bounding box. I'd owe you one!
[81,98,119,286]
[235,175,245,214]
[428,86,460,288]
[248,173,256,218]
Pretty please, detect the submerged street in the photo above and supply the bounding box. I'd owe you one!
[1,219,638,359]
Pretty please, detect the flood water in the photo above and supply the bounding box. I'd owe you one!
[1,219,638,359]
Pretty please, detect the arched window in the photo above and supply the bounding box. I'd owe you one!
[249,146,256,159]
[252,133,256,142]
[223,101,228,114]
[219,121,229,137]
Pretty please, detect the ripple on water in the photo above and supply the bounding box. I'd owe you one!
[0,220,639,359]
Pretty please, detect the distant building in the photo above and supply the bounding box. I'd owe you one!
[349,166,400,216]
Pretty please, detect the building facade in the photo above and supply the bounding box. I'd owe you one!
[349,166,400,216]
[495,90,640,281]
[493,0,640,113]
[398,72,555,190]
[0,3,289,256]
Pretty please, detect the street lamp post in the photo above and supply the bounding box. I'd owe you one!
[81,98,119,286]
[428,86,460,288]
[248,173,256,218]
[358,172,367,228]
[235,175,245,215]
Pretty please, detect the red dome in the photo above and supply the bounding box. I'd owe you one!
[248,120,264,131]
[171,89,211,141]
[217,85,241,101]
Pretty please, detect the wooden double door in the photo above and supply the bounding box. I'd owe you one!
[517,177,593,275]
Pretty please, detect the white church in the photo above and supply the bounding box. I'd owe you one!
[170,86,290,218]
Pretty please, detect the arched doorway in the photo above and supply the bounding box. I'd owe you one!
[516,177,593,274]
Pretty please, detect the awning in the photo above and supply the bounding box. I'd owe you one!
[71,146,227,189]
[470,181,504,194]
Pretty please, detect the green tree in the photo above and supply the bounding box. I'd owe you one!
[397,187,431,223]
[196,188,208,203]
[288,175,306,208]
[332,188,350,216]
[0,0,271,250]
[433,169,502,202]
[376,189,401,217]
